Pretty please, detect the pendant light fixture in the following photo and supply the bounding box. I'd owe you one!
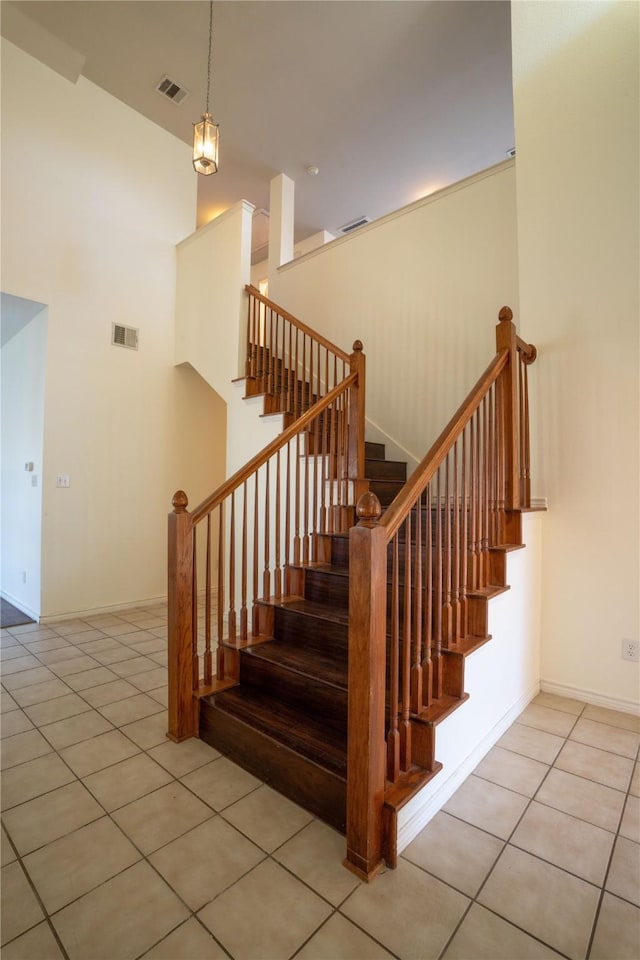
[193,0,219,175]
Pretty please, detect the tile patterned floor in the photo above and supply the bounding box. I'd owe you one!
[1,607,639,960]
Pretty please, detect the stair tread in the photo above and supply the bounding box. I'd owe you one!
[209,686,347,776]
[269,594,349,625]
[244,637,347,688]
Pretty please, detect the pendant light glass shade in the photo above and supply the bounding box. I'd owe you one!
[193,112,219,175]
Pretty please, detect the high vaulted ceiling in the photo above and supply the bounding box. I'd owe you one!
[3,1,514,242]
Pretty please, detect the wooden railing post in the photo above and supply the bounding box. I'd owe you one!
[495,306,520,511]
[167,490,197,742]
[348,340,367,502]
[345,492,387,882]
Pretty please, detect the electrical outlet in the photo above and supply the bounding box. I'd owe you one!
[621,638,639,662]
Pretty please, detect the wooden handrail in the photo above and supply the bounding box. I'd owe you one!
[245,284,350,363]
[191,371,357,524]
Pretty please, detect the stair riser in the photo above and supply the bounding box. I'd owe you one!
[365,459,407,481]
[273,605,348,656]
[304,569,349,609]
[200,701,346,832]
[239,651,347,734]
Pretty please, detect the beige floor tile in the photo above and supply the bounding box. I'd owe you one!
[620,795,640,843]
[517,703,577,737]
[497,722,564,764]
[148,737,218,778]
[222,783,314,853]
[473,745,548,797]
[0,709,34,738]
[99,622,143,637]
[443,774,529,839]
[1,921,64,960]
[10,678,72,707]
[120,711,169,749]
[583,704,640,733]
[81,678,140,707]
[1,645,31,660]
[112,781,213,854]
[1,825,17,866]
[511,800,615,885]
[23,816,141,914]
[35,646,91,666]
[150,816,264,910]
[478,845,600,959]
[150,686,168,706]
[2,781,103,855]
[40,710,113,750]
[342,857,469,959]
[402,810,503,897]
[181,757,261,811]
[591,893,640,960]
[442,902,564,959]
[606,837,640,907]
[53,620,95,637]
[22,636,71,654]
[0,861,45,946]
[72,636,122,655]
[83,752,173,810]
[554,738,634,792]
[570,717,640,759]
[1,752,76,809]
[6,625,53,639]
[0,653,42,675]
[52,860,189,960]
[92,646,140,666]
[59,728,140,776]
[97,692,164,726]
[536,768,626,831]
[127,666,167,691]
[128,638,167,656]
[109,655,159,678]
[49,655,101,677]
[64,666,119,690]
[150,651,169,666]
[198,858,331,959]
[297,913,395,959]
[2,666,56,691]
[0,690,18,713]
[62,629,107,644]
[23,692,92,727]
[274,819,360,906]
[0,728,52,770]
[142,918,228,959]
[631,762,640,798]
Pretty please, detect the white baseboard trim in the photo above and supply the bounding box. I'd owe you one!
[1,591,39,622]
[396,679,540,855]
[39,595,168,625]
[540,679,640,717]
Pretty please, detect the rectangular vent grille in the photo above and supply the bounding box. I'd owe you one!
[339,217,371,234]
[155,76,189,105]
[112,324,139,351]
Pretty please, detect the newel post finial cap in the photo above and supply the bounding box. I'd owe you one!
[498,306,513,323]
[352,339,363,353]
[356,491,382,526]
[172,490,189,514]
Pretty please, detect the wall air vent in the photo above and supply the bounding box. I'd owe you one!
[155,76,190,105]
[111,323,139,351]
[339,217,371,234]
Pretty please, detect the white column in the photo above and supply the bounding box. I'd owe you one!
[268,173,295,277]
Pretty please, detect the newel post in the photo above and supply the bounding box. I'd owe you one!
[167,490,197,742]
[345,492,387,881]
[495,306,520,511]
[347,341,368,502]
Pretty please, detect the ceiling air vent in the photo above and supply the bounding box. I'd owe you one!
[339,217,371,234]
[155,76,190,106]
[111,323,139,351]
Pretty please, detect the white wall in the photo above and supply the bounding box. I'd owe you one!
[270,161,520,468]
[1,40,226,619]
[1,298,47,618]
[512,2,639,709]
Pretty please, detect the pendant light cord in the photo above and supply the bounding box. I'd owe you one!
[205,0,213,115]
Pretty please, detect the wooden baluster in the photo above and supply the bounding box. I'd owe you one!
[263,461,271,598]
[217,503,225,676]
[496,306,519,510]
[301,334,307,414]
[240,482,248,640]
[316,338,321,402]
[452,440,461,640]
[401,516,412,771]
[204,514,212,684]
[293,328,299,416]
[496,376,506,543]
[411,493,423,712]
[460,429,469,634]
[228,494,236,642]
[468,414,477,590]
[286,320,293,414]
[474,409,482,586]
[328,401,336,532]
[488,386,496,546]
[275,450,282,598]
[320,398,328,533]
[192,529,199,691]
[245,292,252,377]
[311,413,319,561]
[348,342,366,500]
[520,356,531,507]
[443,452,453,644]
[388,535,400,782]
[433,470,443,699]
[168,490,197,741]
[481,395,490,587]
[267,308,273,395]
[346,492,386,881]
[252,477,259,635]
[284,442,291,588]
[336,395,344,511]
[423,486,433,707]
[324,347,329,401]
[303,425,310,563]
[294,433,301,562]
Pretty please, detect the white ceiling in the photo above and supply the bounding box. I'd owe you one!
[3,1,514,243]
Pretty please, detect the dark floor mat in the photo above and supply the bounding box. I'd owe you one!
[1,598,35,628]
